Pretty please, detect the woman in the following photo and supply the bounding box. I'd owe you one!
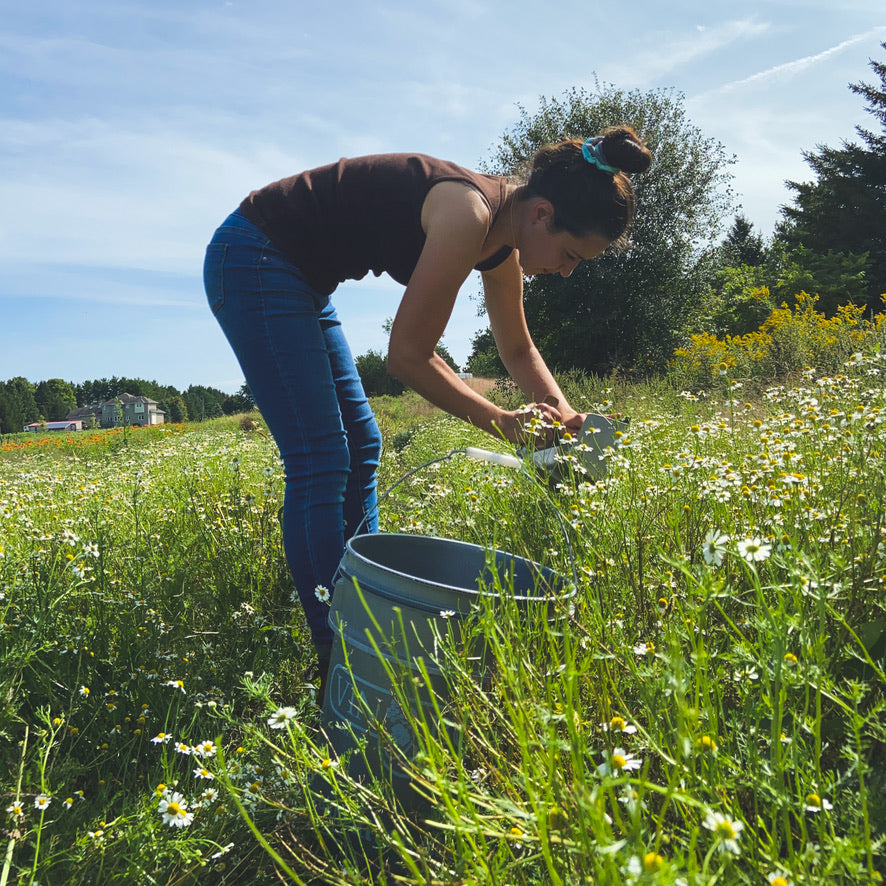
[203,125,652,688]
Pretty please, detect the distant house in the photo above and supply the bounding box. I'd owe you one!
[24,420,85,432]
[65,393,166,428]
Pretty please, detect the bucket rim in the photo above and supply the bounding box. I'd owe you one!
[342,531,576,603]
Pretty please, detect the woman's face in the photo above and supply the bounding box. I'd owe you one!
[516,199,610,278]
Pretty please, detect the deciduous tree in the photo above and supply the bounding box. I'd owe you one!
[470,84,736,374]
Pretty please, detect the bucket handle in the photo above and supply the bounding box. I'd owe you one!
[341,448,579,591]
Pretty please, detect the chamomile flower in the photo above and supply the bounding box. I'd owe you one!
[701,529,729,566]
[192,740,217,758]
[804,793,833,813]
[703,810,743,854]
[151,731,172,745]
[694,734,718,754]
[314,584,331,604]
[603,715,637,735]
[199,787,220,806]
[642,852,665,874]
[158,791,194,828]
[737,536,771,563]
[267,706,297,729]
[71,562,90,579]
[34,795,51,811]
[193,766,214,780]
[6,802,24,820]
[597,747,642,777]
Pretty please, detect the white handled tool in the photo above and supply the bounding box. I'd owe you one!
[465,414,627,481]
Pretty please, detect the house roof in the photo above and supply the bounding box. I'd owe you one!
[65,394,163,421]
[105,393,159,406]
[25,420,84,429]
[66,406,100,420]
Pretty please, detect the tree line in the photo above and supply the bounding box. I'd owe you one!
[0,376,255,435]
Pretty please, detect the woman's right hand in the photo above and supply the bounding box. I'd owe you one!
[497,402,564,446]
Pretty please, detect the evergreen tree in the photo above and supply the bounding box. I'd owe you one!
[222,383,256,415]
[183,385,228,421]
[778,42,886,307]
[720,215,767,267]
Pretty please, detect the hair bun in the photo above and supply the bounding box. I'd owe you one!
[599,126,652,175]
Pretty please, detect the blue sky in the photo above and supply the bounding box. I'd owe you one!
[1,1,884,393]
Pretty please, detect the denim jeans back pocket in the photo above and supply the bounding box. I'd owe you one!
[203,243,227,316]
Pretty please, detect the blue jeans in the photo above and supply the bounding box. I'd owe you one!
[203,209,382,652]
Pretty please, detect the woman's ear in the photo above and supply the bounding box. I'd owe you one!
[530,198,556,228]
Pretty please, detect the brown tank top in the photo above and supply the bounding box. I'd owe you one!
[238,153,512,296]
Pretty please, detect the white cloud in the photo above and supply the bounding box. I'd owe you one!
[0,114,303,270]
[698,26,886,96]
[611,18,772,84]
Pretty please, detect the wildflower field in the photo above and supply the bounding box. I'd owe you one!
[2,349,886,883]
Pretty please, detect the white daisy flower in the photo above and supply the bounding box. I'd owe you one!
[267,706,298,729]
[703,810,743,855]
[737,537,771,563]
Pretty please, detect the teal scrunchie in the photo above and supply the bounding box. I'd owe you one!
[581,137,619,175]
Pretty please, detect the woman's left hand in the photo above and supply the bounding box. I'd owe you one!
[562,412,588,432]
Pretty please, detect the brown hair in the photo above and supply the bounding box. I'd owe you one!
[522,125,652,246]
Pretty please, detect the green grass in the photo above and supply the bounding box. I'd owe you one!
[1,359,885,884]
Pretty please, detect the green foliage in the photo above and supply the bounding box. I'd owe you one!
[0,376,40,433]
[670,292,885,390]
[34,378,78,422]
[705,236,872,339]
[183,384,228,421]
[161,393,189,423]
[472,83,736,376]
[776,245,872,315]
[465,327,506,378]
[0,421,298,882]
[704,267,776,338]
[221,382,255,416]
[777,41,886,306]
[354,349,406,398]
[718,215,766,268]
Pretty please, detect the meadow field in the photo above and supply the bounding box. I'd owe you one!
[1,344,885,883]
